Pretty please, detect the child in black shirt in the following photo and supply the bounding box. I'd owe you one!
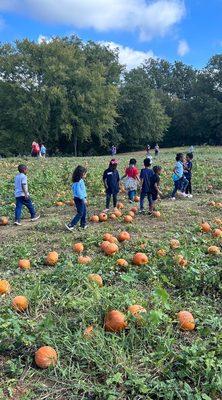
[151,165,162,211]
[103,159,120,212]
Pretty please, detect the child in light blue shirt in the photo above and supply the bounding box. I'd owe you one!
[65,165,87,231]
[171,153,188,199]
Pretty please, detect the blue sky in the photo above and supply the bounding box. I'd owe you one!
[0,0,222,70]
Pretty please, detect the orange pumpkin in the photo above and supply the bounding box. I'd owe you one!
[124,215,133,223]
[153,211,161,218]
[114,209,122,218]
[55,201,64,206]
[90,215,99,223]
[0,280,11,295]
[18,259,31,270]
[46,251,59,266]
[12,296,29,312]
[73,242,84,253]
[208,246,220,255]
[35,346,58,369]
[84,325,94,337]
[128,211,135,218]
[131,206,138,213]
[100,241,111,251]
[128,304,147,320]
[0,216,9,226]
[170,239,180,249]
[104,310,127,332]
[88,273,103,287]
[78,256,92,264]
[212,229,222,238]
[133,252,148,265]
[102,242,119,256]
[118,231,131,242]
[215,202,222,208]
[174,254,188,267]
[69,199,74,206]
[214,218,222,226]
[157,249,166,257]
[99,213,108,222]
[177,311,195,331]
[116,258,128,268]
[110,213,117,220]
[208,201,216,206]
[201,222,211,233]
[117,202,124,209]
[134,196,140,202]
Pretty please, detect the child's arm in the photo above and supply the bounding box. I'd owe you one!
[121,173,127,180]
[21,177,29,199]
[154,182,162,195]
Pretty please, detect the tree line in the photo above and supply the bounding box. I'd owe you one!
[0,36,222,156]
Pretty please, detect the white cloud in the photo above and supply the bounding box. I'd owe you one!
[0,0,186,41]
[177,39,190,56]
[101,41,155,70]
[37,35,52,44]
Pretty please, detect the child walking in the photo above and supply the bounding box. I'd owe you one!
[121,158,139,203]
[171,153,188,200]
[65,166,87,231]
[139,158,154,213]
[184,153,193,197]
[103,159,120,212]
[14,164,40,226]
[151,165,162,210]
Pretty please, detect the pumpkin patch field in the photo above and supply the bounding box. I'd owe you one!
[0,147,222,400]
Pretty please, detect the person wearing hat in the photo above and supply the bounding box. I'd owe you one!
[102,159,120,212]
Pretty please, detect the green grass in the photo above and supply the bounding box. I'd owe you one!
[0,146,222,399]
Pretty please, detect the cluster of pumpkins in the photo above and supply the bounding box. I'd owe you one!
[200,221,222,255]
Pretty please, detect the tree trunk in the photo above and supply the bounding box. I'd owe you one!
[73,132,77,157]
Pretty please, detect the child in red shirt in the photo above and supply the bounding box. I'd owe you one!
[121,158,140,202]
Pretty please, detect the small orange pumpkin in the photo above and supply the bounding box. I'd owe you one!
[78,256,92,264]
[103,242,119,256]
[128,304,147,320]
[201,222,211,233]
[118,231,131,242]
[0,280,11,295]
[18,259,31,270]
[157,249,166,257]
[133,252,148,265]
[124,215,133,223]
[73,242,84,253]
[208,246,220,255]
[153,211,161,218]
[212,229,222,238]
[114,209,122,218]
[99,213,108,222]
[214,218,222,226]
[46,251,59,266]
[116,258,128,268]
[90,215,99,223]
[12,296,29,312]
[131,206,138,213]
[35,346,58,369]
[110,213,117,220]
[177,311,195,331]
[104,310,127,332]
[88,273,103,287]
[117,202,124,209]
[170,239,180,249]
[128,211,135,218]
[84,325,94,337]
[55,201,64,206]
[134,196,140,202]
[0,216,9,226]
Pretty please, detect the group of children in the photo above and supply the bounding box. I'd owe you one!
[13,151,193,229]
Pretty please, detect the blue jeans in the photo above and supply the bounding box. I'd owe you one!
[70,197,86,227]
[171,177,188,197]
[128,190,136,201]
[15,196,36,222]
[140,192,153,210]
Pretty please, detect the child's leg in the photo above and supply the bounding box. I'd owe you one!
[171,181,179,197]
[23,197,36,219]
[80,203,87,228]
[106,193,111,209]
[140,192,146,210]
[181,177,189,193]
[128,190,134,201]
[15,197,23,222]
[189,179,192,194]
[70,198,84,227]
[113,194,117,208]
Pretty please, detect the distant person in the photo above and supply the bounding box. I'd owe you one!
[31,141,40,158]
[111,145,117,156]
[146,144,150,153]
[14,164,40,226]
[154,144,160,157]
[189,145,194,153]
[146,148,153,165]
[103,159,120,212]
[171,153,188,200]
[139,158,154,213]
[65,165,87,231]
[184,153,193,198]
[121,158,140,203]
[40,143,46,158]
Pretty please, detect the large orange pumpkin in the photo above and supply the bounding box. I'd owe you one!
[133,253,148,265]
[18,259,31,270]
[0,280,11,295]
[100,241,111,251]
[0,216,9,226]
[177,311,195,331]
[35,346,58,368]
[128,304,147,320]
[104,310,127,332]
[124,215,133,223]
[114,209,122,218]
[170,239,180,249]
[12,296,29,312]
[118,231,131,242]
[73,242,84,253]
[90,215,99,223]
[88,273,103,287]
[208,246,220,255]
[201,222,211,233]
[116,258,128,268]
[99,213,108,222]
[212,229,222,238]
[102,242,119,256]
[46,251,59,266]
[78,256,92,264]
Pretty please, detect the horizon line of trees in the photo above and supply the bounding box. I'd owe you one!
[0,36,222,157]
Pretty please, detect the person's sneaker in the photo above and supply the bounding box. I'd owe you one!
[129,200,133,203]
[65,224,75,232]
[14,221,22,226]
[171,197,176,201]
[139,209,145,213]
[103,208,109,213]
[81,225,88,229]
[187,194,193,198]
[181,193,188,197]
[31,215,40,222]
